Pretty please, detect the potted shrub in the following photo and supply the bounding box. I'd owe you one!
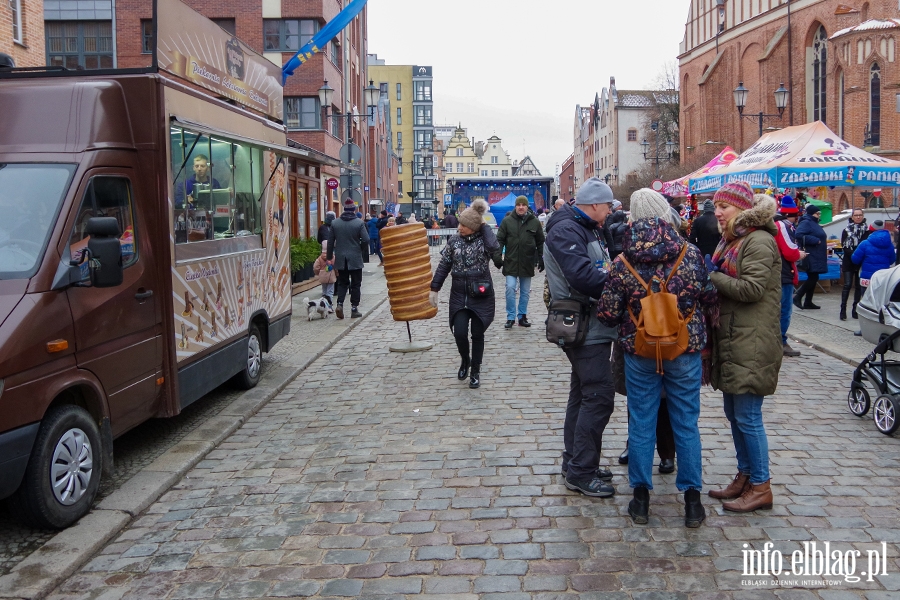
[290,238,305,283]
[299,238,322,280]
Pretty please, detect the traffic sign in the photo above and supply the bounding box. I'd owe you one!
[339,143,362,165]
[326,178,339,190]
[341,189,362,205]
[340,173,358,189]
[651,179,664,192]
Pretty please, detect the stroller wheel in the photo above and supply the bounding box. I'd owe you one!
[873,395,900,435]
[848,387,871,416]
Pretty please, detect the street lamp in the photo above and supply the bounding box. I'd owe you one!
[733,81,789,138]
[364,80,379,113]
[641,122,676,179]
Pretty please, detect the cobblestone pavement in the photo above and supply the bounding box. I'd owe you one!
[43,270,900,599]
[0,266,388,578]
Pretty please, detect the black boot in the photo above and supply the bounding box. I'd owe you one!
[684,489,706,528]
[628,486,649,524]
[852,304,859,319]
[840,288,850,321]
[469,365,480,389]
[457,357,470,380]
[618,441,629,465]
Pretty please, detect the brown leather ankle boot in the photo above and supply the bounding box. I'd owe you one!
[708,472,750,500]
[722,480,773,512]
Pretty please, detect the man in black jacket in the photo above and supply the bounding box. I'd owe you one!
[603,200,628,259]
[543,177,617,499]
[688,200,720,258]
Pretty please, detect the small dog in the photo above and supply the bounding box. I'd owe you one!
[304,296,331,321]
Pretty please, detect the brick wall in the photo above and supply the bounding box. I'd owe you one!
[680,0,900,210]
[0,0,45,67]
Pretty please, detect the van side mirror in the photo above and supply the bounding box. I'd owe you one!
[85,217,123,288]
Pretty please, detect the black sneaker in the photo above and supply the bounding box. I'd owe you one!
[628,486,650,524]
[684,488,706,528]
[518,315,531,327]
[561,466,613,481]
[564,477,615,497]
[504,320,515,329]
[350,308,362,318]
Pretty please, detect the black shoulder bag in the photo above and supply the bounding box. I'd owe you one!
[546,297,590,348]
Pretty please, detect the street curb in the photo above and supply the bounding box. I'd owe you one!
[787,332,861,367]
[0,296,388,600]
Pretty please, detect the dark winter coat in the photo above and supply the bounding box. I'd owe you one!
[709,195,783,397]
[316,222,333,245]
[431,224,500,329]
[376,216,390,230]
[443,214,459,228]
[495,210,545,278]
[688,211,721,258]
[773,214,800,286]
[603,209,628,258]
[852,229,897,280]
[543,205,617,346]
[327,211,369,271]
[841,220,869,270]
[598,218,718,355]
[794,214,828,274]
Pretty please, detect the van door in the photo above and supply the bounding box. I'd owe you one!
[66,170,163,435]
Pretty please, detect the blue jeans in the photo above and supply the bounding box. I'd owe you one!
[780,284,794,344]
[623,351,703,492]
[722,393,770,484]
[505,276,532,321]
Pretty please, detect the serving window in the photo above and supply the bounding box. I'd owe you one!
[170,126,264,258]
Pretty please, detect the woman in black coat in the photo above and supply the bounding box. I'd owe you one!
[793,204,828,310]
[429,199,499,389]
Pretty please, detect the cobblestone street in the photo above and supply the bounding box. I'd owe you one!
[39,272,900,599]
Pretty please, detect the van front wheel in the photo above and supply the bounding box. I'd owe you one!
[233,324,262,390]
[7,405,102,529]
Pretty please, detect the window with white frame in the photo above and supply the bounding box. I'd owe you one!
[456,163,464,173]
[491,156,498,164]
[467,163,475,173]
[481,170,488,176]
[456,148,464,156]
[491,170,498,177]
[12,0,23,44]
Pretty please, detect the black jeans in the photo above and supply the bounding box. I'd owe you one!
[562,342,616,481]
[452,309,485,367]
[336,268,362,307]
[795,273,820,306]
[842,266,862,309]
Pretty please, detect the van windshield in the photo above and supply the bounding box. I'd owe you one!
[0,163,76,279]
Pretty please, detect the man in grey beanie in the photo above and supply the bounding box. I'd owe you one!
[543,177,618,498]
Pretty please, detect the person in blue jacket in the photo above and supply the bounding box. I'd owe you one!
[366,213,383,266]
[851,220,896,335]
[793,204,829,310]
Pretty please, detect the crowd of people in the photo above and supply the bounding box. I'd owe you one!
[318,179,895,528]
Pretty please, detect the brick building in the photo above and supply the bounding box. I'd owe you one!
[113,0,370,227]
[559,153,575,201]
[1,0,43,67]
[366,92,398,213]
[679,0,900,210]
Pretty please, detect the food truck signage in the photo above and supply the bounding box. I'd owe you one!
[156,0,284,120]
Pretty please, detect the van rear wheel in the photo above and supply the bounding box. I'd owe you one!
[233,324,262,390]
[7,405,102,529]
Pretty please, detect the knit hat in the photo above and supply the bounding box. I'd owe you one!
[805,204,821,217]
[612,199,623,210]
[779,195,799,214]
[873,220,885,230]
[575,177,615,205]
[703,199,715,213]
[515,196,529,206]
[343,198,357,212]
[459,199,489,230]
[629,188,672,222]
[713,181,754,211]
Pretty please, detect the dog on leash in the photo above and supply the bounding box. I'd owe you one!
[303,297,331,321]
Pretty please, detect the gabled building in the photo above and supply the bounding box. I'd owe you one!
[478,135,513,178]
[513,156,542,177]
[444,126,478,178]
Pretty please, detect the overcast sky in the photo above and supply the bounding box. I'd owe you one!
[368,0,690,178]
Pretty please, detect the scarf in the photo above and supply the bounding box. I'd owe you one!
[843,221,867,253]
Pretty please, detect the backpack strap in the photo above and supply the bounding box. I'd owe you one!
[618,255,649,292]
[664,243,690,288]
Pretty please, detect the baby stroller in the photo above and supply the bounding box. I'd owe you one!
[849,265,900,435]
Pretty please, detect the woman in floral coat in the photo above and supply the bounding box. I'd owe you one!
[430,199,500,389]
[598,189,718,528]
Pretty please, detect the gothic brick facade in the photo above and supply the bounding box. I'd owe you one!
[679,0,900,210]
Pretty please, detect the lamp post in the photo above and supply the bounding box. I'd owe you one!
[733,81,790,138]
[641,122,677,179]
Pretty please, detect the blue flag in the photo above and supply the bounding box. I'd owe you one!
[282,0,368,84]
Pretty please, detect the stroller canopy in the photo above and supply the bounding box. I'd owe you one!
[861,265,900,328]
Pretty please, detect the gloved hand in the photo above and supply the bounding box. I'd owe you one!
[494,259,504,270]
[428,291,439,308]
[704,254,719,273]
[538,259,545,273]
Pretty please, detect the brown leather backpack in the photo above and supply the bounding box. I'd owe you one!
[618,244,694,374]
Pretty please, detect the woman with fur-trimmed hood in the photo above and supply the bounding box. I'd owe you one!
[705,182,782,515]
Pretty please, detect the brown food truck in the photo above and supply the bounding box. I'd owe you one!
[0,10,299,527]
